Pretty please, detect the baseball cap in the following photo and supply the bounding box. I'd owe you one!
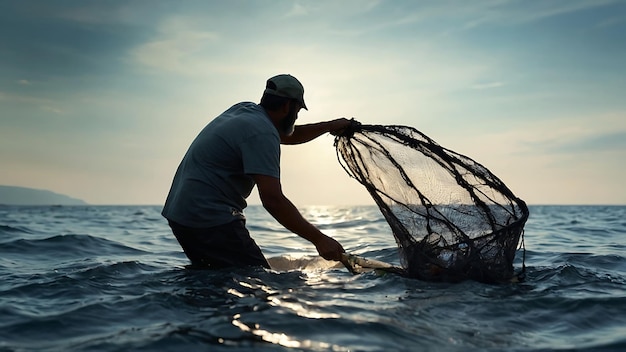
[263,74,308,110]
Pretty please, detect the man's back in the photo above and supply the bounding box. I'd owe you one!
[162,102,280,228]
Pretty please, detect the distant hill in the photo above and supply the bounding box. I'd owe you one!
[0,185,87,205]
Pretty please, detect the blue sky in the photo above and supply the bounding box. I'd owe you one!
[1,0,625,205]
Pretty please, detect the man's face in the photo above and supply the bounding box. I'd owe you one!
[281,101,302,136]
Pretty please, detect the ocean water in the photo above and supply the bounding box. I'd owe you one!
[0,204,624,352]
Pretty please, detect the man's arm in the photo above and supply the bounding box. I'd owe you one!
[252,174,345,261]
[281,118,352,145]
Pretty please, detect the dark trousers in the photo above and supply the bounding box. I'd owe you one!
[168,219,270,269]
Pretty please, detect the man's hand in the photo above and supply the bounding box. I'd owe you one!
[328,118,353,136]
[329,117,361,136]
[254,174,346,262]
[314,234,345,262]
[281,118,359,144]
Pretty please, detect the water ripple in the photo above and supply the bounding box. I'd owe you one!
[0,205,624,351]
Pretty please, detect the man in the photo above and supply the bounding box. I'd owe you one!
[162,74,352,269]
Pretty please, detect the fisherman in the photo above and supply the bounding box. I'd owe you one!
[162,74,351,269]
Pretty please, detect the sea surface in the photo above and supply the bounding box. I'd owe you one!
[0,204,624,351]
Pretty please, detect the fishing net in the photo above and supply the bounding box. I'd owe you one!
[335,122,529,283]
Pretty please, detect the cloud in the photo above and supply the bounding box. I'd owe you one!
[52,2,139,25]
[471,81,504,90]
[1,0,624,205]
[455,0,620,29]
[596,14,626,28]
[0,90,63,112]
[40,106,65,115]
[512,111,626,156]
[0,2,152,82]
[285,2,309,17]
[131,17,228,76]
[540,131,626,154]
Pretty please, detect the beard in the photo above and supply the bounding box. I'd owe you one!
[281,103,299,136]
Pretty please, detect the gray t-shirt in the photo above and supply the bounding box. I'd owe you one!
[162,102,280,227]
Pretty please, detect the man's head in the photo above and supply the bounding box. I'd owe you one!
[263,74,307,110]
[260,74,306,136]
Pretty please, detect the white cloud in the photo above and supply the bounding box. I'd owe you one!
[4,0,625,205]
[516,111,626,154]
[40,106,65,115]
[285,2,309,17]
[471,81,504,90]
[597,14,626,28]
[132,17,220,76]
[0,91,65,114]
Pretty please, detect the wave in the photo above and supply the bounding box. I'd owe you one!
[0,234,146,262]
[0,224,33,235]
[529,262,625,291]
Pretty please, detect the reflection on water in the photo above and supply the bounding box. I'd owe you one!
[1,205,625,351]
[267,254,344,272]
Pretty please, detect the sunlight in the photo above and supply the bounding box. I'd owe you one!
[269,295,340,320]
[230,313,345,350]
[231,313,301,348]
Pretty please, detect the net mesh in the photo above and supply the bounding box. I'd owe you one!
[335,122,529,283]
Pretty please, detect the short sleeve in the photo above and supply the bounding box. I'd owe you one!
[240,133,280,178]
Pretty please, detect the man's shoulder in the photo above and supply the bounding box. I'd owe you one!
[208,102,276,139]
[222,102,274,130]
[224,101,264,115]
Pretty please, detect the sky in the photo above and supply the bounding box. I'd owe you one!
[1,0,625,206]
